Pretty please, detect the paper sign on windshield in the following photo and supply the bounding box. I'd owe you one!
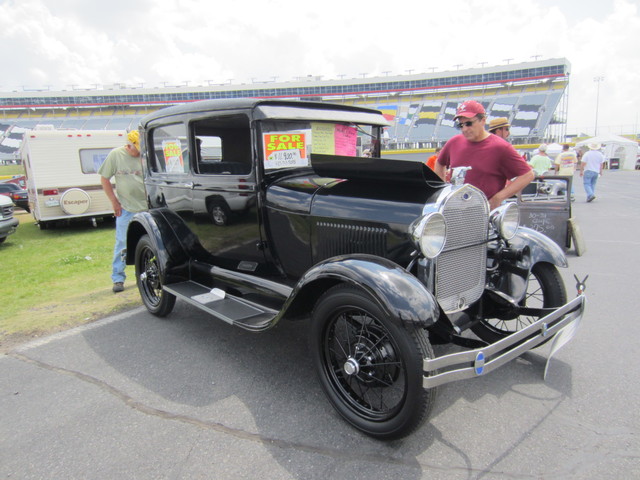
[311,123,358,156]
[334,124,357,156]
[263,132,308,169]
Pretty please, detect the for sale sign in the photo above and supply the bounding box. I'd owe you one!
[263,132,308,169]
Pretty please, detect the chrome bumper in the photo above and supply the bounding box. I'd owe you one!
[423,294,585,388]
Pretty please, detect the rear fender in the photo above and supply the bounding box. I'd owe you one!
[285,254,439,328]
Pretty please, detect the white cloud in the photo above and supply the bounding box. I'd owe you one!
[0,0,638,134]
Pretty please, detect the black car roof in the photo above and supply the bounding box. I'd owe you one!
[139,98,383,127]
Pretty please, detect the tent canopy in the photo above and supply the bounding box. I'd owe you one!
[576,134,639,170]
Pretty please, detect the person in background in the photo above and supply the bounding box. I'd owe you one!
[98,130,147,293]
[435,100,534,210]
[488,117,511,140]
[529,144,553,176]
[554,143,578,197]
[554,143,578,175]
[580,142,605,202]
[425,146,441,170]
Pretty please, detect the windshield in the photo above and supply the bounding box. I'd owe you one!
[258,120,381,172]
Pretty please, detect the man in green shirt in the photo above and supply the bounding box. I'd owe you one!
[529,144,553,176]
[98,130,146,292]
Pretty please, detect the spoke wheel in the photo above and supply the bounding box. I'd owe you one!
[135,235,176,317]
[310,284,436,439]
[472,262,566,345]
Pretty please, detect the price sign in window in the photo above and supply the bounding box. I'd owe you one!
[263,132,308,170]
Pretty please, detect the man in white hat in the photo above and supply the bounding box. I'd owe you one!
[580,142,605,202]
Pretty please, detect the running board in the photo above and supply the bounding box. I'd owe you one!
[163,281,277,332]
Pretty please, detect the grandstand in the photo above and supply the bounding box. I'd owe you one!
[0,57,570,162]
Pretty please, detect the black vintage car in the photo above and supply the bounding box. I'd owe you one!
[126,99,585,439]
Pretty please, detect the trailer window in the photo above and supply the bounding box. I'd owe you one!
[79,148,112,174]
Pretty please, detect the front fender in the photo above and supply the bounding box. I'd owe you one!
[487,226,568,304]
[126,210,190,282]
[509,226,568,268]
[286,254,439,328]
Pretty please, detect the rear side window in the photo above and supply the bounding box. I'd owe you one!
[150,123,190,174]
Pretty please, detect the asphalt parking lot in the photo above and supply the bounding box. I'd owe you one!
[1,169,639,480]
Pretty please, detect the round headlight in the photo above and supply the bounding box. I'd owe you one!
[491,202,520,240]
[413,212,447,259]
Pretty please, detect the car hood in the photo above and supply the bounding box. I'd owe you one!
[265,154,445,226]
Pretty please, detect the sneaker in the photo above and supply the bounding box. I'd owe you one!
[587,195,595,203]
[112,282,124,293]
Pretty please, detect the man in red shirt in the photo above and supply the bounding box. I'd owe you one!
[435,100,534,210]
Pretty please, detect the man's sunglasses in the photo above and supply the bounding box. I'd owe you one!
[455,119,477,129]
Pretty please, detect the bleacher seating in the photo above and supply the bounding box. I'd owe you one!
[374,80,565,146]
[0,58,570,160]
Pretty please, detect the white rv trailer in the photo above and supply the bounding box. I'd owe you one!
[20,128,127,228]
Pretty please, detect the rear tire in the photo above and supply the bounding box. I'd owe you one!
[134,235,176,317]
[310,284,436,439]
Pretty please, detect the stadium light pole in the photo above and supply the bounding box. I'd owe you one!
[594,76,604,136]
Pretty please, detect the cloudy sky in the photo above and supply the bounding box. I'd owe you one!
[1,0,639,136]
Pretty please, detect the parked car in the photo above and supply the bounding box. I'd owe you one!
[125,99,585,439]
[0,195,19,244]
[0,182,30,212]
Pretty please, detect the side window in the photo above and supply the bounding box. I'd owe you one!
[193,122,252,176]
[150,123,190,174]
[79,148,111,174]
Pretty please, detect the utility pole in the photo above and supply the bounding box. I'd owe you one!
[594,76,604,136]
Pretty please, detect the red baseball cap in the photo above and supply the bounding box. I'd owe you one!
[455,100,485,119]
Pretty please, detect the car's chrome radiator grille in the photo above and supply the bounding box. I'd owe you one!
[316,222,387,260]
[435,186,489,313]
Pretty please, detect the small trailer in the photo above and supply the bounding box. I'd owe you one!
[20,128,127,228]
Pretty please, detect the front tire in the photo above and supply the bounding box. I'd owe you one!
[135,235,176,317]
[310,284,436,440]
[472,262,567,344]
